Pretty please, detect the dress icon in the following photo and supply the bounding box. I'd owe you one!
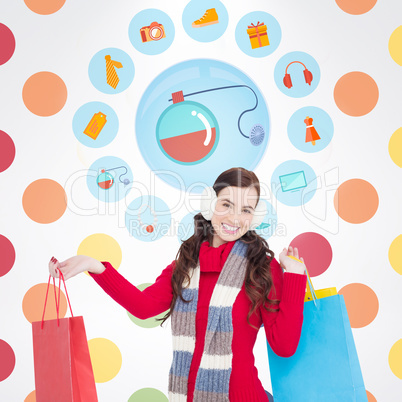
[304,116,321,146]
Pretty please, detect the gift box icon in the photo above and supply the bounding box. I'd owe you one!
[247,22,270,49]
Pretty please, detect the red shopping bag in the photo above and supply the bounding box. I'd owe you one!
[32,271,98,402]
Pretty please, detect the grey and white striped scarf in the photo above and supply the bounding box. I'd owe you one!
[168,239,249,401]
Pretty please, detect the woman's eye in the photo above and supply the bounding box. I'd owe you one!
[223,203,230,207]
[243,209,251,214]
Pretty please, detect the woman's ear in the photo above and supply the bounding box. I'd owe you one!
[199,186,217,221]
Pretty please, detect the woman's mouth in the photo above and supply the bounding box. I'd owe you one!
[221,223,239,234]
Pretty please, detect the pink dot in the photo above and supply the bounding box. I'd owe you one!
[0,24,15,65]
[290,232,333,277]
[0,130,16,173]
[0,235,16,277]
[0,339,15,381]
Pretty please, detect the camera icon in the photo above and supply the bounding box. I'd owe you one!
[140,21,166,42]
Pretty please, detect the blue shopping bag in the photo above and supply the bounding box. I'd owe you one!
[267,269,368,402]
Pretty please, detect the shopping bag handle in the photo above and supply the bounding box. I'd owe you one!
[41,269,74,329]
[305,267,318,306]
[288,255,318,306]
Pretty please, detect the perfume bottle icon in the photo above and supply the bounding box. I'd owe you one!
[97,167,130,189]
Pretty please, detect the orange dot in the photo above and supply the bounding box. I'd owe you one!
[22,283,67,323]
[334,72,379,116]
[25,390,36,402]
[335,0,377,15]
[24,0,66,15]
[334,179,379,223]
[22,179,67,223]
[339,283,379,328]
[366,390,377,402]
[22,72,67,116]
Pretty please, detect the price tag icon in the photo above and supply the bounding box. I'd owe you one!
[84,112,107,140]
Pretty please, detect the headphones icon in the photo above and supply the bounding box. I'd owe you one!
[283,61,313,89]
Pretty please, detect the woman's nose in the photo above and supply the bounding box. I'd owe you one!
[228,211,241,224]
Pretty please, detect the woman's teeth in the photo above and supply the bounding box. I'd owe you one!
[222,223,239,234]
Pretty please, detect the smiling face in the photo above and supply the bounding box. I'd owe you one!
[210,186,258,248]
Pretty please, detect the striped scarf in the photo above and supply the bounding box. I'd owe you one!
[168,239,249,401]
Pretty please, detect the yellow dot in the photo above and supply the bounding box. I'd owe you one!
[88,338,122,383]
[389,235,402,275]
[389,339,402,379]
[389,26,402,66]
[389,127,402,168]
[78,233,122,276]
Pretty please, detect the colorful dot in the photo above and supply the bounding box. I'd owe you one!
[335,0,377,15]
[0,340,16,381]
[22,283,67,323]
[24,0,66,15]
[22,179,67,223]
[0,23,16,65]
[0,130,16,173]
[127,283,170,328]
[389,339,402,379]
[128,388,168,402]
[334,179,379,224]
[333,72,379,116]
[22,72,67,116]
[0,235,15,277]
[338,283,379,328]
[389,235,402,275]
[289,232,332,277]
[24,391,36,402]
[88,338,122,383]
[366,390,377,402]
[78,233,122,276]
[388,127,402,168]
[389,26,402,66]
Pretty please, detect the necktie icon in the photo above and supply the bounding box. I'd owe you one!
[105,55,123,89]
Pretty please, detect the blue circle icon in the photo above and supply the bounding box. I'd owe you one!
[125,196,171,242]
[135,59,270,192]
[235,11,282,57]
[129,9,175,55]
[287,106,334,153]
[254,199,277,240]
[72,102,119,147]
[182,1,228,42]
[271,160,317,206]
[88,48,135,94]
[274,51,320,97]
[87,156,133,202]
[177,211,198,243]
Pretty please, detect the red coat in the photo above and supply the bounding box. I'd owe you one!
[90,240,307,401]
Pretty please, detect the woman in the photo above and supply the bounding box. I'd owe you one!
[49,167,307,402]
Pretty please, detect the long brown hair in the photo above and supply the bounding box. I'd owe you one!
[156,167,280,330]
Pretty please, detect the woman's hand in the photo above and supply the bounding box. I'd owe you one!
[48,255,105,280]
[278,246,306,275]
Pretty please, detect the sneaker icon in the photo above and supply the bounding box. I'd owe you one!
[192,8,219,28]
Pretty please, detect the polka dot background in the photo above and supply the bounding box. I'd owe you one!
[22,72,68,116]
[0,24,15,65]
[88,338,122,383]
[0,0,401,400]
